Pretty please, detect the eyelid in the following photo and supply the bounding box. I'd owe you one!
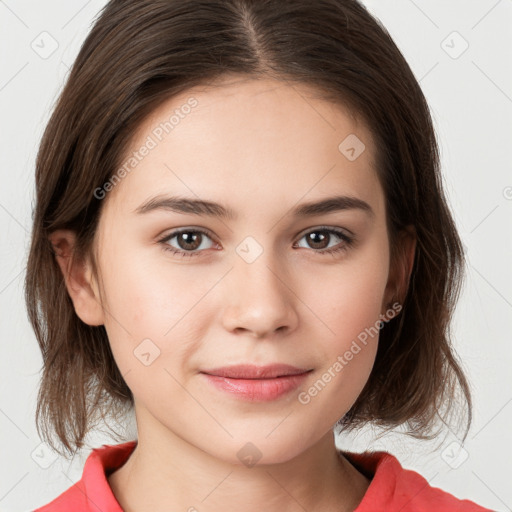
[158,225,218,241]
[296,224,354,239]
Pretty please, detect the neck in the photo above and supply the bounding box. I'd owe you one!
[108,410,370,512]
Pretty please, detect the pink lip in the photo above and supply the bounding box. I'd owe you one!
[200,364,312,401]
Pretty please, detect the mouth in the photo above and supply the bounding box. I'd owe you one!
[199,364,313,401]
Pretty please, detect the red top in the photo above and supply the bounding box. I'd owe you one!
[34,441,493,511]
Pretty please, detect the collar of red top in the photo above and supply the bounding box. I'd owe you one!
[81,441,393,510]
[40,440,491,511]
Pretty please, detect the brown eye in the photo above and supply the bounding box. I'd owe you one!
[175,231,203,251]
[295,227,354,255]
[159,229,216,257]
[304,231,331,250]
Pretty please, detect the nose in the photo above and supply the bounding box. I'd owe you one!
[221,250,299,339]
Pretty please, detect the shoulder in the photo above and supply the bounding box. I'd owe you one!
[33,441,137,512]
[342,450,495,512]
[33,482,88,511]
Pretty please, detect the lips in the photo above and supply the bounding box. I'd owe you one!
[200,364,313,401]
[200,364,311,379]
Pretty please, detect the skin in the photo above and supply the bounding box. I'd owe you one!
[50,75,416,512]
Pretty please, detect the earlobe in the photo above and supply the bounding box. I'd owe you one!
[48,229,105,326]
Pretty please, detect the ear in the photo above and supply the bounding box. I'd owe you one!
[382,225,416,313]
[48,229,105,326]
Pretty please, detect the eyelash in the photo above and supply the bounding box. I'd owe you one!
[157,226,354,258]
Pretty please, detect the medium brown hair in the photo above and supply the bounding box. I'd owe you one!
[25,0,472,456]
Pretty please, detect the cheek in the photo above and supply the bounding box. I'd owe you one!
[295,236,389,398]
[295,261,386,422]
[303,243,389,346]
[101,240,198,328]
[97,245,218,375]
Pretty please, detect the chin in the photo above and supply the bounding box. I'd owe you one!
[205,431,317,468]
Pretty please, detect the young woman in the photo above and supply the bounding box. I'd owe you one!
[26,0,494,510]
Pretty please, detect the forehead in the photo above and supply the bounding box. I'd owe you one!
[103,75,382,220]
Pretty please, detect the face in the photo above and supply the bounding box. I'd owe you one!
[70,76,403,465]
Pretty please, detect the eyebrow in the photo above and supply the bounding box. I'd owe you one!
[133,194,374,220]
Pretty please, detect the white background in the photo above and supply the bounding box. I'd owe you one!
[0,1,511,511]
